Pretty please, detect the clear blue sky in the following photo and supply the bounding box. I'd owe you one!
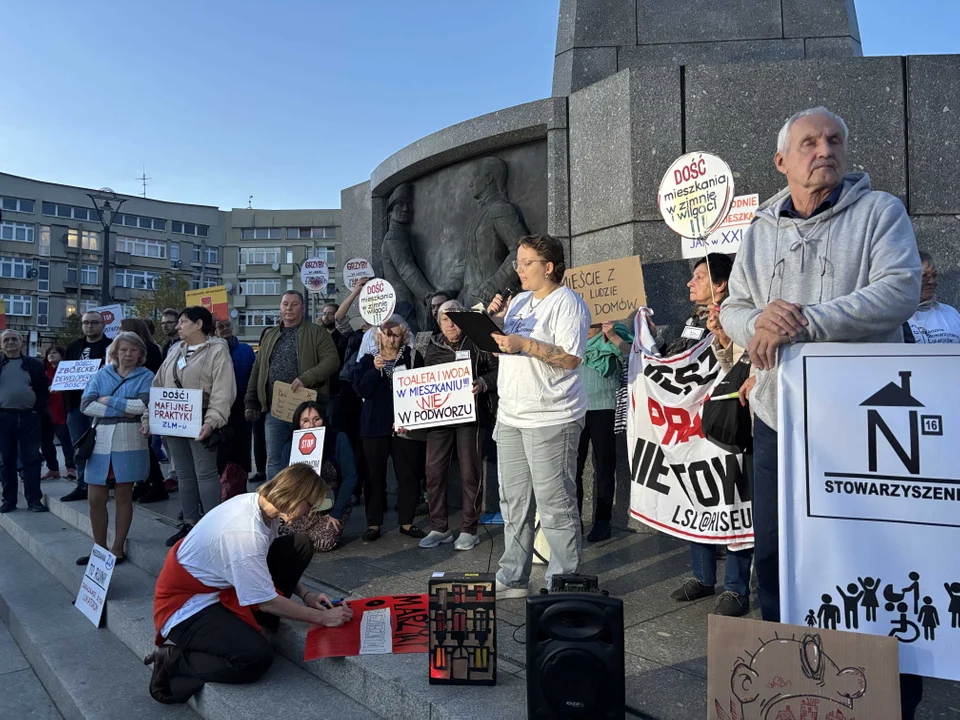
[2,0,956,210]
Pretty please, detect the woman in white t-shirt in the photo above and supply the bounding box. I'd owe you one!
[146,463,353,704]
[488,234,591,598]
[906,251,960,344]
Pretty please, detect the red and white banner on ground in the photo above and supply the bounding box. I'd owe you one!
[627,332,753,545]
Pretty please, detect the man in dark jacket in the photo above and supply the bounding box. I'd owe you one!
[216,319,256,474]
[61,311,112,501]
[0,330,50,513]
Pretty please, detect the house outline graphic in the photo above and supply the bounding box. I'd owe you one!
[859,371,924,475]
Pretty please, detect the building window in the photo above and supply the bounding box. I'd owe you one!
[37,261,49,293]
[172,221,209,237]
[238,247,280,265]
[116,236,167,259]
[1,221,35,243]
[240,228,281,240]
[284,248,293,264]
[326,281,336,296]
[204,276,221,288]
[169,242,180,268]
[39,225,51,256]
[241,279,280,296]
[37,298,48,327]
[116,269,159,290]
[40,202,101,222]
[191,273,202,290]
[192,244,201,263]
[1,197,35,214]
[307,246,336,267]
[286,279,293,292]
[0,294,31,316]
[67,264,100,286]
[205,246,219,264]
[65,299,98,318]
[113,213,165,231]
[239,310,280,328]
[288,227,336,239]
[0,256,32,279]
[67,228,100,251]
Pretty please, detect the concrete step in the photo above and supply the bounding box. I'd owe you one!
[0,526,198,720]
[0,501,381,720]
[0,616,64,719]
[37,481,527,720]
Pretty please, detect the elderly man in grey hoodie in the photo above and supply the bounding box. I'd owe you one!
[721,106,923,717]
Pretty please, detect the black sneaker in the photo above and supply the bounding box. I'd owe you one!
[165,523,193,547]
[587,519,611,542]
[139,485,170,504]
[670,578,716,602]
[27,503,49,513]
[0,502,15,513]
[715,591,750,617]
[400,525,426,540]
[61,487,87,502]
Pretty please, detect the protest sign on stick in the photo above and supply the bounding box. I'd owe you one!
[271,381,317,423]
[51,359,102,391]
[149,387,203,438]
[289,427,327,472]
[562,256,647,324]
[680,193,758,259]
[393,360,475,430]
[300,258,329,294]
[342,258,375,290]
[75,544,116,628]
[185,285,229,321]
[90,304,124,338]
[358,278,397,326]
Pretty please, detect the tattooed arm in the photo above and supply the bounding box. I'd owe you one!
[523,338,581,369]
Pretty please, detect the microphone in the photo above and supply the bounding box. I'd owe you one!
[500,280,521,301]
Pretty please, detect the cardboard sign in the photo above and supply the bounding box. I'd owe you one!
[562,256,647,324]
[289,427,327,472]
[393,360,475,430]
[681,193,759,259]
[149,387,203,438]
[50,359,102,391]
[708,615,900,720]
[270,381,318,423]
[185,285,229,322]
[342,257,374,290]
[89,304,124,339]
[779,343,960,680]
[304,594,429,660]
[75,543,117,627]
[358,278,396,326]
[300,258,329,294]
[657,152,735,240]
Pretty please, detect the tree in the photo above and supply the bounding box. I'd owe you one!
[132,274,191,344]
[54,314,84,349]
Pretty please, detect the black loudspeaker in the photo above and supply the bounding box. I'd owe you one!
[526,591,625,718]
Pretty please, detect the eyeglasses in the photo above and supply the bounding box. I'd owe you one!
[512,259,546,271]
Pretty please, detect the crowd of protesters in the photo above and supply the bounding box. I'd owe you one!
[0,106,954,717]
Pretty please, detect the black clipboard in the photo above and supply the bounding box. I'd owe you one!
[445,311,508,354]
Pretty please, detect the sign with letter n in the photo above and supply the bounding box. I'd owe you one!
[779,343,960,680]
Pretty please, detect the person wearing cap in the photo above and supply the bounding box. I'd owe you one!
[380,182,434,331]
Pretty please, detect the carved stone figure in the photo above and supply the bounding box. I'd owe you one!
[380,183,434,330]
[459,157,528,308]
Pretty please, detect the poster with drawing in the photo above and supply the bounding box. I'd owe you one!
[707,615,900,720]
[779,344,960,680]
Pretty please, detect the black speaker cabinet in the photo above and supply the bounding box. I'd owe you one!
[526,592,625,719]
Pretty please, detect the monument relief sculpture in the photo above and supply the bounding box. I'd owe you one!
[380,183,434,330]
[459,156,528,308]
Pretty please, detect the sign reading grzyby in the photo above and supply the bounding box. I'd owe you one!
[300,258,329,294]
[358,278,397,326]
[289,427,327,472]
[271,381,318,423]
[51,359,102,391]
[89,304,124,339]
[658,152,735,240]
[562,256,647,324]
[779,343,960,680]
[185,285,229,322]
[393,360,475,430]
[75,543,116,627]
[681,193,758,259]
[149,387,203,438]
[342,257,375,290]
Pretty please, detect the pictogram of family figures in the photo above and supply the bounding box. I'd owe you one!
[802,574,960,643]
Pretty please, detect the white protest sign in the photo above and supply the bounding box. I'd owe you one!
[358,278,397,326]
[75,543,116,627]
[300,258,329,294]
[343,257,374,290]
[89,304,124,339]
[50,359,102,391]
[779,343,960,680]
[657,152,734,240]
[149,387,203,438]
[393,360,475,430]
[680,193,758,259]
[627,332,753,544]
[289,427,327,473]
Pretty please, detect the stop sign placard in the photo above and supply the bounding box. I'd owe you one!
[298,432,317,455]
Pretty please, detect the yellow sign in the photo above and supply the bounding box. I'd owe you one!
[562,256,647,324]
[185,285,229,321]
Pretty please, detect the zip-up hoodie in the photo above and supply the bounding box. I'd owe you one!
[720,173,920,430]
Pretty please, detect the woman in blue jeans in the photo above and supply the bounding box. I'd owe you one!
[488,234,591,598]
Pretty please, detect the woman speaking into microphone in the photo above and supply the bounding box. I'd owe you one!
[488,234,591,598]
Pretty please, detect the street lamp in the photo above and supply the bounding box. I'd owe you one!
[86,187,127,305]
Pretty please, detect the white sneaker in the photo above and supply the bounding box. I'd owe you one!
[419,530,454,548]
[496,580,529,600]
[454,532,480,551]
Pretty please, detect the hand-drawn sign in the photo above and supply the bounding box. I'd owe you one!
[342,257,375,290]
[300,258,329,294]
[562,256,647,324]
[658,152,735,240]
[358,278,397,326]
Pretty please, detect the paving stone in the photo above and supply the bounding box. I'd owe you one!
[0,615,30,676]
[625,655,708,720]
[0,668,63,720]
[908,55,960,214]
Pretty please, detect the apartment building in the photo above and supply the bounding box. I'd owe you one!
[0,172,341,349]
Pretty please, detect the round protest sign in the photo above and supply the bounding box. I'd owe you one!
[657,152,735,239]
[342,257,374,290]
[300,258,329,294]
[358,278,397,326]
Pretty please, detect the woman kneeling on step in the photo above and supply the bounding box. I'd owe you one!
[147,464,353,704]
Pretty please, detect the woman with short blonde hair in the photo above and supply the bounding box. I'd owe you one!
[148,463,352,705]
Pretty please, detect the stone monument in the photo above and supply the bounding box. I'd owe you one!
[379,183,434,330]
